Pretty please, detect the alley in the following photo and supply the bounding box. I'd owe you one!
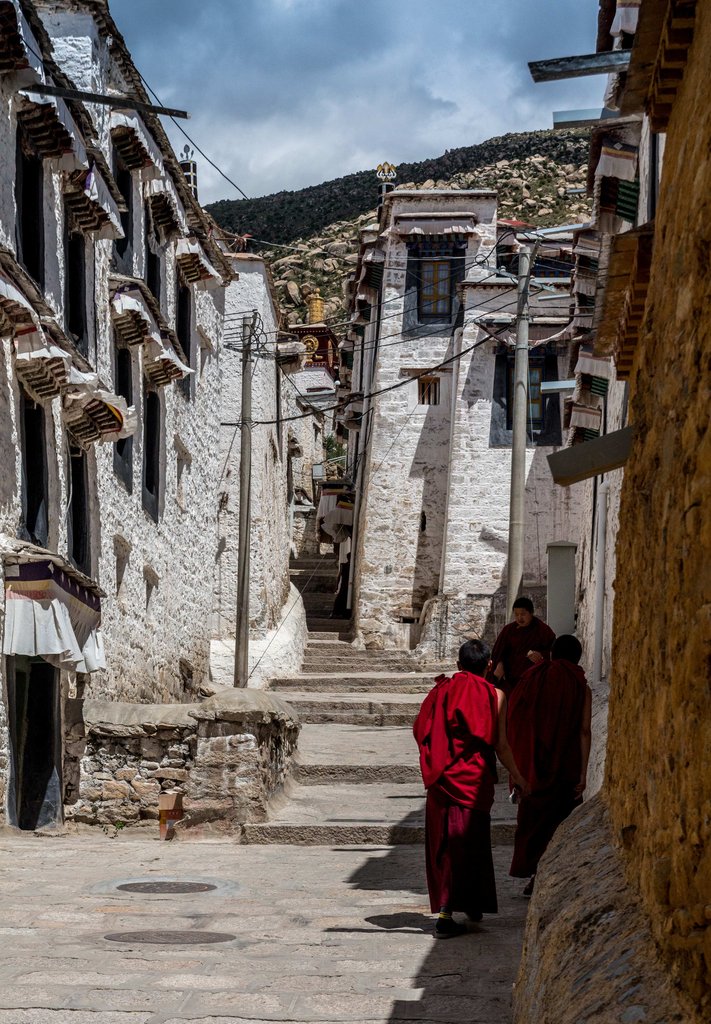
[0,836,527,1024]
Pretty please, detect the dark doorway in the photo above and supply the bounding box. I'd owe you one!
[7,656,62,830]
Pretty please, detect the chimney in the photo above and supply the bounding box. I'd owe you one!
[180,145,198,199]
[307,288,325,324]
[376,162,397,216]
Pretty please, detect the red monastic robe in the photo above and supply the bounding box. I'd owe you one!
[489,617,556,696]
[507,658,589,878]
[413,672,500,913]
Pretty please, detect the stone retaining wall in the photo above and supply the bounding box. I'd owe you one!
[513,795,693,1024]
[64,691,299,832]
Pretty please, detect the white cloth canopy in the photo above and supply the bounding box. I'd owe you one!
[62,366,136,442]
[3,558,105,673]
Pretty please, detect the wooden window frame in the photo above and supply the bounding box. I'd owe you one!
[417,375,441,406]
[418,259,452,320]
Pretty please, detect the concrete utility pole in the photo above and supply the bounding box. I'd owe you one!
[234,312,258,687]
[506,245,533,620]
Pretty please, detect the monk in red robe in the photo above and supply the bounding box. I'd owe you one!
[413,638,530,938]
[507,634,592,895]
[489,596,555,698]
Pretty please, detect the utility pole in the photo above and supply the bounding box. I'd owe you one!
[234,311,258,687]
[506,245,533,620]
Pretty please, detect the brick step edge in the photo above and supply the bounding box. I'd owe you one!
[237,821,517,846]
[296,713,417,726]
[293,765,420,784]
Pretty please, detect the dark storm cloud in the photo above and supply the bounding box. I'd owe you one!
[107,0,605,202]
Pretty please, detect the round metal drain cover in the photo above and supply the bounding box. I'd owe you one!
[116,881,217,894]
[105,930,235,945]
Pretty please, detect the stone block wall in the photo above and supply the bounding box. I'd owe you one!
[63,692,299,831]
[603,12,711,1007]
[513,796,691,1024]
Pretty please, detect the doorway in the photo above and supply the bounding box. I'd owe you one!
[7,655,62,830]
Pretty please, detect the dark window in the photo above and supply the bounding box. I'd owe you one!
[67,443,90,574]
[15,129,44,287]
[176,277,192,398]
[65,228,88,356]
[145,205,161,306]
[489,348,562,447]
[113,346,133,491]
[417,375,440,406]
[19,390,48,547]
[113,151,133,264]
[506,362,544,431]
[142,385,161,521]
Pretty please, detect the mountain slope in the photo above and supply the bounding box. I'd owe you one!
[206,128,590,246]
[207,128,592,325]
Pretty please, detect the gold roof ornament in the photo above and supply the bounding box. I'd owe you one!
[307,288,325,324]
[377,162,397,181]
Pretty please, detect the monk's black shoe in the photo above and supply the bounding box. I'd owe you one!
[434,917,468,939]
[522,876,536,898]
[466,909,483,922]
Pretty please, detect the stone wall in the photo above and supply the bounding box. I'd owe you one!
[513,796,692,1024]
[603,9,711,1008]
[64,692,299,831]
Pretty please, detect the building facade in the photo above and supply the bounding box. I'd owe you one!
[343,189,584,656]
[0,0,228,830]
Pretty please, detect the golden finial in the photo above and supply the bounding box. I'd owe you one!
[307,288,325,324]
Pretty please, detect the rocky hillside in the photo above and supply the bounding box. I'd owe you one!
[207,128,592,326]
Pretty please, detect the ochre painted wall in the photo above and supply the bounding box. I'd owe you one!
[605,5,711,1010]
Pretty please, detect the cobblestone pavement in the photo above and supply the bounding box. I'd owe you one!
[0,833,527,1023]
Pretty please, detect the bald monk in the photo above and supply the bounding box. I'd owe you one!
[413,638,530,938]
[489,597,555,698]
[507,634,592,895]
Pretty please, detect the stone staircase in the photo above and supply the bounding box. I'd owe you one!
[241,628,518,847]
[289,554,350,636]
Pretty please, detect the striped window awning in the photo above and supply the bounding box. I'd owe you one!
[110,285,162,346]
[175,237,222,290]
[62,366,136,445]
[13,326,70,398]
[65,163,123,240]
[145,177,187,237]
[144,335,192,386]
[110,109,164,177]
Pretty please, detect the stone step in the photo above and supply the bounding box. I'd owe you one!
[239,781,517,846]
[306,620,353,637]
[290,558,338,569]
[271,672,433,693]
[293,724,420,784]
[299,659,428,674]
[290,569,340,595]
[302,597,343,614]
[300,651,424,666]
[269,690,421,726]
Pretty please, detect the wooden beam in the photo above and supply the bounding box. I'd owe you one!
[22,82,189,119]
[547,426,635,486]
[529,50,631,83]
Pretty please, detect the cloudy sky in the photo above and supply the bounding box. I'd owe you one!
[108,0,604,204]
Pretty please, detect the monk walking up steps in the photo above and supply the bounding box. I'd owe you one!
[413,639,530,939]
[489,596,556,698]
[507,634,592,897]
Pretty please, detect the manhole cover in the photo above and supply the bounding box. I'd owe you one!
[116,881,217,894]
[105,930,236,945]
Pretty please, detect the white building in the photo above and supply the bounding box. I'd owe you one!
[211,252,325,687]
[344,189,584,656]
[0,0,229,829]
